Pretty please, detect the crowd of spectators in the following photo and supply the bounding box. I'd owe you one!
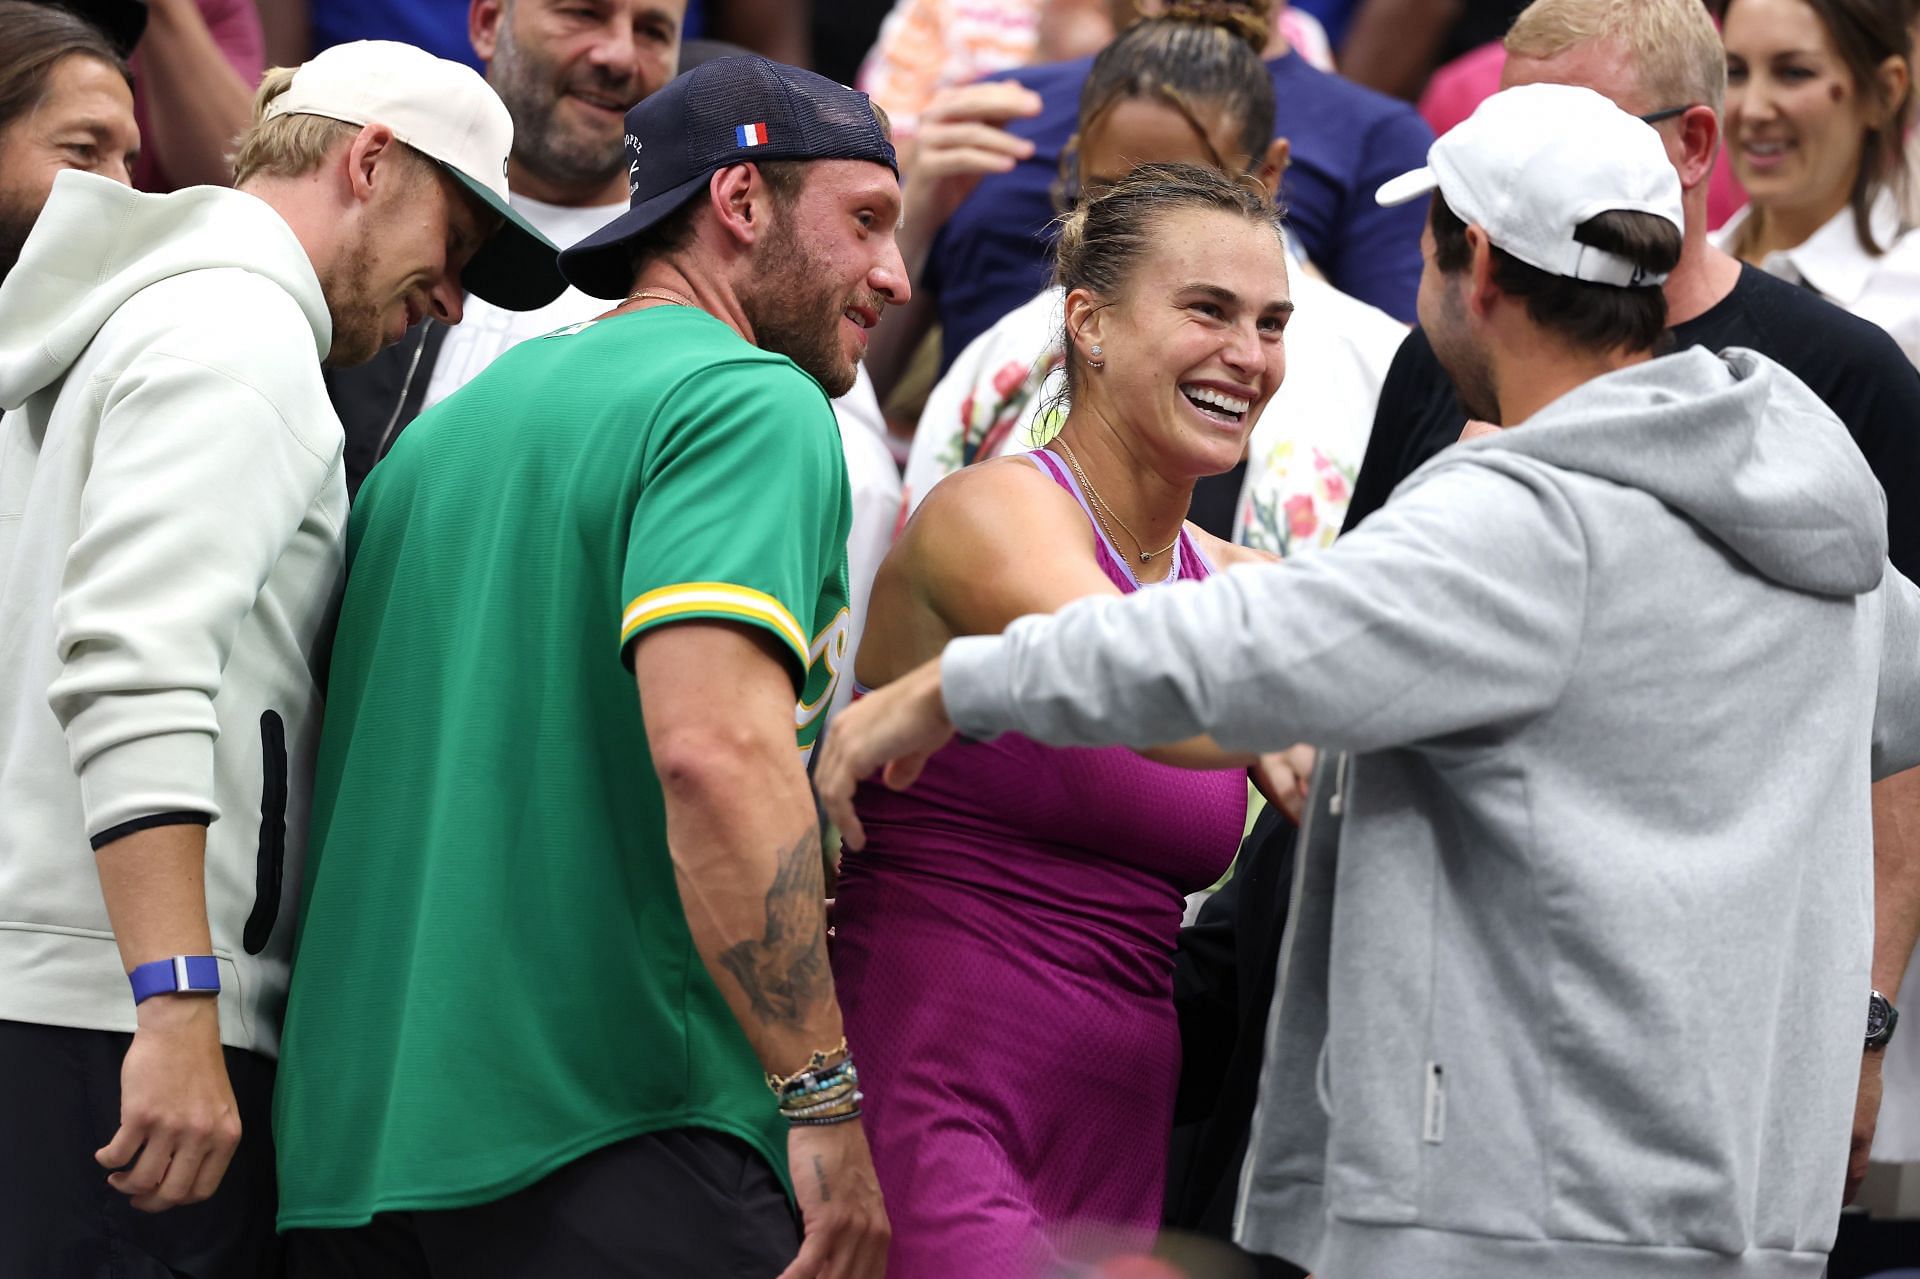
[3,0,1920,1276]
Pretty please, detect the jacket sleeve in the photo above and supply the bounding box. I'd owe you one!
[1873,564,1920,780]
[942,460,1589,755]
[47,348,337,844]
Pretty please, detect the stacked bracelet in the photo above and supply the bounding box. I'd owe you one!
[770,1041,864,1126]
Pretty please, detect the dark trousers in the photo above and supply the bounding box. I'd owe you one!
[0,1018,283,1279]
[285,1128,800,1279]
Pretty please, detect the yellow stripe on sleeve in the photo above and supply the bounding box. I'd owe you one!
[620,583,810,665]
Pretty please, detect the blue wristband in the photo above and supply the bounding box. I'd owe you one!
[128,955,220,1005]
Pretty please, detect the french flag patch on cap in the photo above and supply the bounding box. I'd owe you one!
[735,122,769,147]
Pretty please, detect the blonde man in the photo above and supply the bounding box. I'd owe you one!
[1343,0,1920,1212]
[0,39,554,1278]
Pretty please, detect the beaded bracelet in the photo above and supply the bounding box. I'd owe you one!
[783,1083,857,1113]
[783,1090,865,1121]
[781,1084,860,1118]
[782,1062,857,1103]
[788,1108,864,1127]
[774,1060,854,1104]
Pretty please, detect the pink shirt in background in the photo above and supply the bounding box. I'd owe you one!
[132,0,266,192]
[1418,40,1747,232]
[859,0,1044,138]
[860,0,1334,139]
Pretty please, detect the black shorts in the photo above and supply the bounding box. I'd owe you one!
[0,1017,283,1279]
[284,1127,800,1279]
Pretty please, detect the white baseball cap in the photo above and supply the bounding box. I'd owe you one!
[264,40,564,310]
[1376,83,1684,289]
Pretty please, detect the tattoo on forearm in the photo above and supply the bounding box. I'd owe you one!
[719,828,830,1026]
[813,1153,832,1202]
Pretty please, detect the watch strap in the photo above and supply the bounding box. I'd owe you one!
[128,955,221,1005]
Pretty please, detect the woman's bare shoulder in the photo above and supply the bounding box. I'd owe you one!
[905,452,1083,551]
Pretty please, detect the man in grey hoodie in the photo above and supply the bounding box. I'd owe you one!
[816,82,1920,1279]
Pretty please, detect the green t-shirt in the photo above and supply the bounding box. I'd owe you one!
[273,308,852,1228]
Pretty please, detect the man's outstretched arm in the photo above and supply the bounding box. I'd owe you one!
[1852,771,1920,1201]
[817,465,1586,844]
[1859,569,1920,1200]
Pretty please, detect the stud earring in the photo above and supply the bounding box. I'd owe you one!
[1087,344,1104,368]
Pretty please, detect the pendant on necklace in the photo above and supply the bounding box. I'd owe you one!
[1139,552,1152,563]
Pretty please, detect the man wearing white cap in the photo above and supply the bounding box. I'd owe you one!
[815,81,1920,1278]
[0,38,557,1277]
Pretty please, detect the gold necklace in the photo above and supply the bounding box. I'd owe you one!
[624,287,697,309]
[1056,439,1181,565]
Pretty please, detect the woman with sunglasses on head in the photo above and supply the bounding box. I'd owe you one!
[829,162,1302,1277]
[1713,0,1920,365]
[903,0,1406,556]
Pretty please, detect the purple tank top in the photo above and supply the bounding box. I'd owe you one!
[845,446,1242,934]
[829,449,1248,1273]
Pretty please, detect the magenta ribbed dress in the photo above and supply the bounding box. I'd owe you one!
[831,449,1248,1277]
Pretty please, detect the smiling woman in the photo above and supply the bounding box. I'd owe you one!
[900,0,1408,556]
[1048,163,1292,494]
[1714,0,1920,364]
[829,163,1303,1278]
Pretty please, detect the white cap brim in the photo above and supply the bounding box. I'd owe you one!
[1376,167,1440,209]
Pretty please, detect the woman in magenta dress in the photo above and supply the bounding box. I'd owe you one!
[831,163,1299,1276]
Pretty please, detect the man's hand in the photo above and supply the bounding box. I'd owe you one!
[1847,1049,1885,1205]
[777,1121,891,1279]
[814,658,956,850]
[95,995,241,1212]
[1253,745,1316,824]
[91,823,235,1212]
[906,82,1042,220]
[899,83,1042,261]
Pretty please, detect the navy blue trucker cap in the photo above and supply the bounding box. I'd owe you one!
[558,55,898,300]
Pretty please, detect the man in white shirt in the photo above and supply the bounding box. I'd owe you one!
[327,0,686,488]
[422,0,688,407]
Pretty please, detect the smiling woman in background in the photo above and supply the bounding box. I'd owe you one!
[1714,0,1920,364]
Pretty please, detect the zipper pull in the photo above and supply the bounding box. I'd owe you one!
[1423,1061,1446,1145]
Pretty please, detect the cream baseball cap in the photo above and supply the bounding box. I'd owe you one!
[1376,83,1683,289]
[264,40,565,310]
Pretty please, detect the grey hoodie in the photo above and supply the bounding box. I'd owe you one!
[0,169,345,1056]
[940,346,1920,1278]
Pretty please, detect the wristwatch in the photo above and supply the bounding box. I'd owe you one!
[1868,989,1899,1050]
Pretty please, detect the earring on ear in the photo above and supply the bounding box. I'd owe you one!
[1087,344,1105,368]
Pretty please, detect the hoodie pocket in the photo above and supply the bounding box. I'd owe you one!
[242,711,288,956]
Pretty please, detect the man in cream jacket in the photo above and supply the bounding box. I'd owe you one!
[0,40,558,1277]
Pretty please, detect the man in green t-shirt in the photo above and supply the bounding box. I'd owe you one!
[276,56,906,1279]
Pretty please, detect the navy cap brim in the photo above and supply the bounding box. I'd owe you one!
[556,171,711,301]
[444,169,568,311]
